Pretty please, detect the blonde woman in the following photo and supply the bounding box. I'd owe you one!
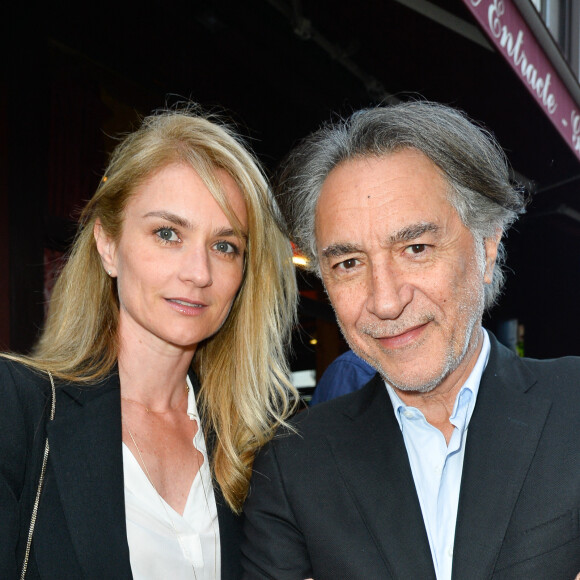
[0,107,297,579]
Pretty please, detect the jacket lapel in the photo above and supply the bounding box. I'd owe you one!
[452,336,551,579]
[46,374,133,579]
[326,375,437,578]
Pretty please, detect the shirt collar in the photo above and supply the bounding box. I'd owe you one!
[385,328,491,431]
[186,375,198,420]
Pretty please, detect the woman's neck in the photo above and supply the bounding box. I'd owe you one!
[116,328,196,412]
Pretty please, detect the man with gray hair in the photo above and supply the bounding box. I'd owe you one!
[241,102,580,579]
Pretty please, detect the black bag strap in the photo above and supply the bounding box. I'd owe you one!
[20,370,56,579]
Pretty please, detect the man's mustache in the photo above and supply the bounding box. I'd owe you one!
[359,313,436,339]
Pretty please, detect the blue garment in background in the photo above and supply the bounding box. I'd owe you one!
[310,350,376,405]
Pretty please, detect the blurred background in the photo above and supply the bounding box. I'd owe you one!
[3,0,580,397]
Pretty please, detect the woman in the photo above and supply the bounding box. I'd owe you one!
[0,107,298,579]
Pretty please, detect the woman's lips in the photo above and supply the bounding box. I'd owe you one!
[166,298,207,315]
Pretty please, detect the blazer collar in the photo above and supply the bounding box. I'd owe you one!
[326,375,437,578]
[46,371,133,578]
[452,333,551,579]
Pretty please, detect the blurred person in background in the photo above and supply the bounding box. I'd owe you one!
[310,350,375,405]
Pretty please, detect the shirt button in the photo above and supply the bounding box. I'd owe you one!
[448,546,453,558]
[403,410,414,419]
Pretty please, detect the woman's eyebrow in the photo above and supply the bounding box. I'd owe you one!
[214,227,248,241]
[142,210,192,229]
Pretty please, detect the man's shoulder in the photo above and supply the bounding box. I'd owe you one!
[486,337,580,401]
[488,333,580,373]
[519,353,580,396]
[259,375,389,473]
[520,353,580,373]
[497,341,580,382]
[282,375,385,440]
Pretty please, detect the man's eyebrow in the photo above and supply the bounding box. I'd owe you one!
[321,243,362,259]
[143,211,192,229]
[389,222,439,243]
[321,223,439,258]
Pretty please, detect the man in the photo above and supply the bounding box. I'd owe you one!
[241,102,580,579]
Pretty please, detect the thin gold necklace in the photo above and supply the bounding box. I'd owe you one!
[124,396,218,578]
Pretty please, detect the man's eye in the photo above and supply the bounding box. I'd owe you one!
[338,258,359,270]
[405,244,426,255]
[155,227,179,242]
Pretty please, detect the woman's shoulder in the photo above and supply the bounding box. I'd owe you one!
[0,356,52,403]
[0,354,46,379]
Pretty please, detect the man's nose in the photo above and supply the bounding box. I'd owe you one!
[366,262,412,319]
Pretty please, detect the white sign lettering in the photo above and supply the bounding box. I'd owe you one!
[571,110,580,152]
[477,0,558,113]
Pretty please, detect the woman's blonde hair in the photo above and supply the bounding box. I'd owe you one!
[9,106,298,512]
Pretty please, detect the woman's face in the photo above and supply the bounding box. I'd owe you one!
[96,163,248,355]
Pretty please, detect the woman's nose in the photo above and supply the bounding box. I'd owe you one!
[180,246,213,287]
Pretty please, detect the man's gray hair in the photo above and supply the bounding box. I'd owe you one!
[275,101,527,310]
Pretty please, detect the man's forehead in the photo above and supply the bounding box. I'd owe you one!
[317,149,446,200]
[323,148,435,180]
[315,151,453,226]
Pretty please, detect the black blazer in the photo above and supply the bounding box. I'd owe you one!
[242,334,580,579]
[0,359,243,579]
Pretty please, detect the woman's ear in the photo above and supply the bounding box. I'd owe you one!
[94,219,117,277]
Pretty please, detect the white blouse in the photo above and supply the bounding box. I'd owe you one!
[123,377,221,579]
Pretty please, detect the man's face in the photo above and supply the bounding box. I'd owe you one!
[315,149,499,394]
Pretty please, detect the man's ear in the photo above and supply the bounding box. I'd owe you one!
[483,228,502,285]
[94,219,117,277]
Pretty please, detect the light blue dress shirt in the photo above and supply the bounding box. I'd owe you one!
[385,330,490,580]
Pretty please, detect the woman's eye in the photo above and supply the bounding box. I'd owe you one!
[155,227,179,243]
[214,241,238,255]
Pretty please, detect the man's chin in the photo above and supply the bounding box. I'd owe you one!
[374,358,454,394]
[347,340,458,394]
[382,374,442,394]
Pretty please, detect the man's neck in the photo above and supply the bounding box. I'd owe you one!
[393,328,485,443]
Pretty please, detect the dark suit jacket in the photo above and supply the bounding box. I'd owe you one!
[0,359,243,579]
[242,334,580,579]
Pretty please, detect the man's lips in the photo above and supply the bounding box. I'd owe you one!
[375,322,429,348]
